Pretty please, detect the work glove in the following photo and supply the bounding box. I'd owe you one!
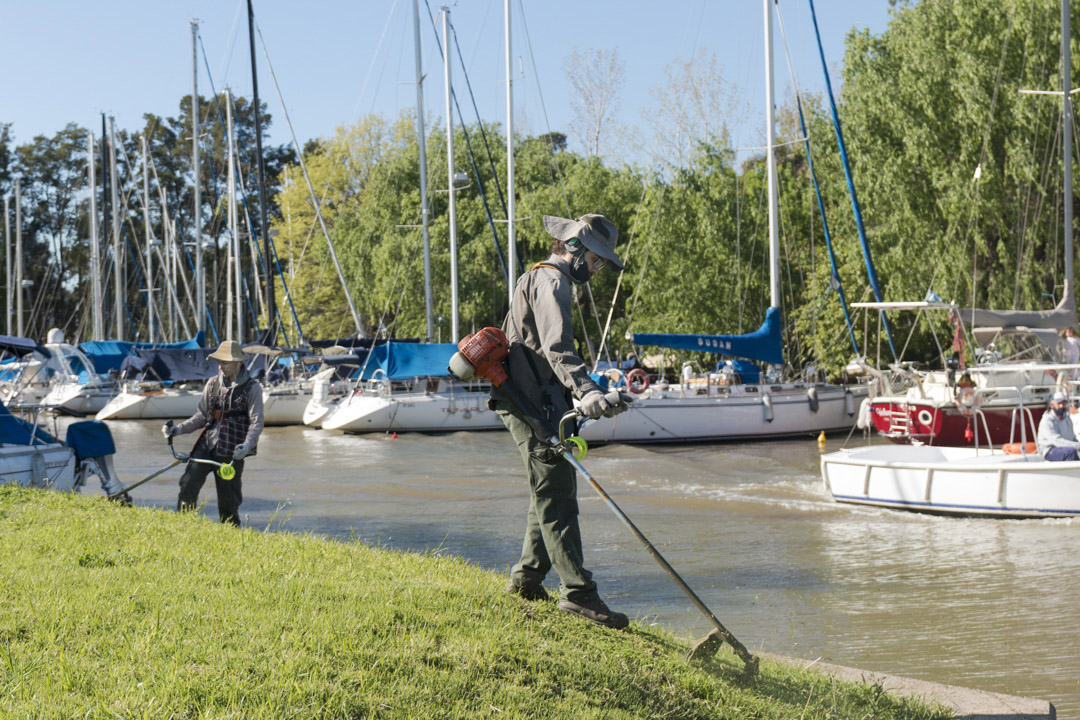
[161,422,178,440]
[233,442,251,461]
[601,391,635,418]
[579,390,612,420]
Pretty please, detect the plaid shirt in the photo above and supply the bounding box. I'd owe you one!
[175,366,265,459]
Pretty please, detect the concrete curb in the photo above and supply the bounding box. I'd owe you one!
[763,653,1056,719]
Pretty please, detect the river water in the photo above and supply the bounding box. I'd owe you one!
[86,420,1079,717]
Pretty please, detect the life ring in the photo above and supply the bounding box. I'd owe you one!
[917,409,934,427]
[626,368,650,394]
[955,386,981,417]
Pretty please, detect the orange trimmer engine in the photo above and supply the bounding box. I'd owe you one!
[447,327,510,386]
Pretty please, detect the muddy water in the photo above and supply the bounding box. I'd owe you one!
[84,420,1080,716]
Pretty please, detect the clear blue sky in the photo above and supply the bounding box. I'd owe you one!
[0,0,895,161]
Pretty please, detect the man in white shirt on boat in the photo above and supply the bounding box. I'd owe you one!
[1036,391,1080,461]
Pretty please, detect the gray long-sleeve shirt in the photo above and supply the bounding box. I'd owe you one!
[502,254,601,402]
[1036,409,1080,456]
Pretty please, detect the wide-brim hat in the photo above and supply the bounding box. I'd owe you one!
[208,340,247,363]
[543,214,624,271]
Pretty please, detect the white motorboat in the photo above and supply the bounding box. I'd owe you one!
[1,344,125,498]
[38,330,118,416]
[579,368,865,444]
[820,443,1080,518]
[321,376,500,433]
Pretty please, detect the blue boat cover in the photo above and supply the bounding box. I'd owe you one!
[630,307,784,365]
[0,335,51,359]
[0,402,58,446]
[120,348,218,383]
[358,342,459,380]
[65,421,115,459]
[79,334,205,374]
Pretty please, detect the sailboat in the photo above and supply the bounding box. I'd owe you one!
[579,0,866,445]
[316,2,506,436]
[857,0,1079,448]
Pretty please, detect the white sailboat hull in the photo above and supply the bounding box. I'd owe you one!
[262,384,312,426]
[579,383,865,444]
[321,389,502,433]
[821,444,1080,517]
[96,386,202,420]
[41,382,117,416]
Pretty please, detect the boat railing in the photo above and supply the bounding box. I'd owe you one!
[973,385,1038,457]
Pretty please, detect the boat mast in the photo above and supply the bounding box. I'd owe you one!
[505,0,516,305]
[4,195,10,335]
[88,133,103,341]
[764,0,780,310]
[413,0,434,342]
[192,20,205,335]
[226,88,239,342]
[109,117,124,340]
[1063,0,1073,292]
[248,0,275,339]
[142,135,155,343]
[442,6,459,343]
[14,177,22,337]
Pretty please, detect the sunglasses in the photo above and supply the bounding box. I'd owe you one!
[591,256,606,270]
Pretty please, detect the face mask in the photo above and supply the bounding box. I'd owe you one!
[568,254,592,284]
[1054,406,1068,419]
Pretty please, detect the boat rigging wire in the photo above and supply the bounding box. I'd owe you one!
[591,179,650,373]
[255,19,366,338]
[774,1,858,356]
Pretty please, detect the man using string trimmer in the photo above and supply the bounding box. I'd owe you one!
[448,218,758,673]
[163,340,264,527]
[488,214,633,629]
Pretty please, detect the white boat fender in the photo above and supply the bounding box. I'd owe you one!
[762,392,774,423]
[806,387,819,413]
[856,398,872,429]
[844,389,855,416]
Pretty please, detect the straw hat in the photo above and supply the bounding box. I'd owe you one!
[208,340,246,363]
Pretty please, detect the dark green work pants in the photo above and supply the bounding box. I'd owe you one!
[495,398,596,603]
[177,444,245,526]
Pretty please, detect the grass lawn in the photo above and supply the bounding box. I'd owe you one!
[0,486,949,719]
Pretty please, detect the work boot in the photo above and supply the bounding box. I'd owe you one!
[558,596,629,629]
[506,580,550,601]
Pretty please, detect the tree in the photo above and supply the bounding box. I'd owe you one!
[645,51,746,170]
[563,48,626,159]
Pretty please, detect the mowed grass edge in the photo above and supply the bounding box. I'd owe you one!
[0,486,950,719]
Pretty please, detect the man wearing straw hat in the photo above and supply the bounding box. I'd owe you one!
[495,213,633,629]
[164,340,265,526]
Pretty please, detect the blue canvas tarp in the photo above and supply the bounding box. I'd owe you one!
[630,307,784,366]
[0,402,58,446]
[0,335,51,359]
[358,342,458,380]
[79,334,205,374]
[120,348,218,383]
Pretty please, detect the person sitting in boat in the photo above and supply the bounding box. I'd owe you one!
[163,340,265,526]
[1037,391,1080,462]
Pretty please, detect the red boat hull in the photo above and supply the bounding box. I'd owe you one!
[869,401,1044,446]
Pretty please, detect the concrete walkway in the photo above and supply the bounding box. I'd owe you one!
[765,653,1056,719]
